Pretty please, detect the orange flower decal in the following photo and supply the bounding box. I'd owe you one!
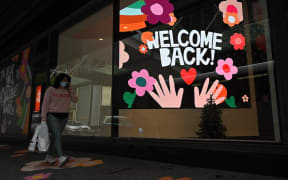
[139,44,148,54]
[141,31,154,44]
[168,13,177,26]
[219,0,243,24]
[223,12,239,27]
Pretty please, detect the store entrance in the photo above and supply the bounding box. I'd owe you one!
[55,3,113,137]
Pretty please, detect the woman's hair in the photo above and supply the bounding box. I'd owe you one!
[53,73,71,88]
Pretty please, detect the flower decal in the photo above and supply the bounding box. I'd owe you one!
[141,0,174,24]
[230,33,245,50]
[242,94,249,102]
[139,44,148,54]
[24,173,52,180]
[216,58,238,80]
[219,0,243,27]
[128,69,156,96]
[168,13,177,26]
[141,31,154,44]
[223,12,239,27]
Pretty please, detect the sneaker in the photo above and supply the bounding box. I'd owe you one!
[45,154,57,164]
[58,156,70,168]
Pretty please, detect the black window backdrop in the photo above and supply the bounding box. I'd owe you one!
[114,0,279,140]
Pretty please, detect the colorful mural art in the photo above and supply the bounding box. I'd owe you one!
[119,0,177,32]
[120,0,147,32]
[21,157,104,172]
[0,48,32,135]
[118,0,250,109]
[24,173,52,180]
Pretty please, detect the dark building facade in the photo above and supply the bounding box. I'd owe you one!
[0,0,288,176]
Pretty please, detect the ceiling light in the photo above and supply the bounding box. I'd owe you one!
[99,38,104,41]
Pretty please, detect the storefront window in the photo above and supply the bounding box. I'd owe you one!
[115,0,280,141]
[57,3,113,137]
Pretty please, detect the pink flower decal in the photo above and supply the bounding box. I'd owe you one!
[216,58,238,80]
[24,173,52,180]
[219,0,243,26]
[230,33,245,50]
[128,69,156,96]
[242,94,249,102]
[141,0,174,24]
[119,41,130,69]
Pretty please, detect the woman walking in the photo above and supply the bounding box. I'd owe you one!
[41,73,78,167]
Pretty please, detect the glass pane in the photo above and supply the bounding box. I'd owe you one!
[57,3,113,137]
[116,0,280,141]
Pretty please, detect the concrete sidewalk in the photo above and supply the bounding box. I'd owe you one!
[0,144,287,180]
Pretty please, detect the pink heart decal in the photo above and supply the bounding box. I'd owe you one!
[180,68,197,85]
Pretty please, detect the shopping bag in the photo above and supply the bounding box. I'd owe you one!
[28,125,41,152]
[37,122,50,153]
[27,122,50,153]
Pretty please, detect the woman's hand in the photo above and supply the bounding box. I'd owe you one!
[67,83,79,103]
[41,121,47,126]
[67,83,73,94]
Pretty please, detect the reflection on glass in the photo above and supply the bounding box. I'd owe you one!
[56,3,113,137]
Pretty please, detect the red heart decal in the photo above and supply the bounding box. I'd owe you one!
[181,68,197,85]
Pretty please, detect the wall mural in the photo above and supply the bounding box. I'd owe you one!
[0,48,32,135]
[118,0,251,109]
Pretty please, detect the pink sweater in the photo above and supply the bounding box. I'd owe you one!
[41,86,78,121]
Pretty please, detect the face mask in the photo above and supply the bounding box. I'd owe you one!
[60,81,68,88]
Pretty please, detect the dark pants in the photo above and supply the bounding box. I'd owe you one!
[46,113,68,157]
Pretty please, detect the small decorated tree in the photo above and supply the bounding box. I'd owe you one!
[196,95,226,138]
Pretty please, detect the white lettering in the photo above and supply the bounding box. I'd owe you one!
[159,30,170,48]
[213,33,223,50]
[169,30,179,48]
[200,31,213,48]
[183,47,196,65]
[189,30,201,47]
[178,29,189,47]
[171,48,184,66]
[159,48,171,67]
[147,31,159,49]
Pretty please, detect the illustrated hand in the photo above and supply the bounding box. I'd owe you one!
[149,74,184,108]
[194,78,225,108]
